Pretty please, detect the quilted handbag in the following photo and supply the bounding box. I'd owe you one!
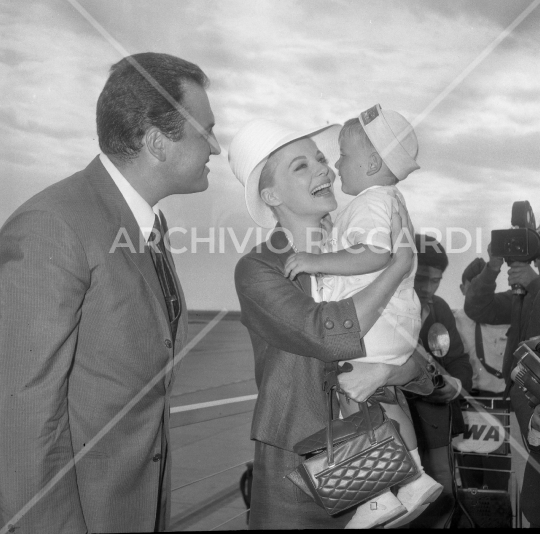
[286,376,418,516]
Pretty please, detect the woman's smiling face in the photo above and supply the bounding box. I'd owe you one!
[263,137,337,220]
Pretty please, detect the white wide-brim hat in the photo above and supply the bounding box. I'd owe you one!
[228,119,341,228]
[359,104,420,181]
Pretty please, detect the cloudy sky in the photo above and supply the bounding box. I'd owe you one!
[2,0,540,311]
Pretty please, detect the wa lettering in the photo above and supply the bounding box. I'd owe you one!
[463,424,500,441]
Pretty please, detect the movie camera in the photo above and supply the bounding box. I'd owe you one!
[491,201,540,294]
[512,336,540,407]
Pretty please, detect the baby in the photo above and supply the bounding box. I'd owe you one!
[284,105,442,529]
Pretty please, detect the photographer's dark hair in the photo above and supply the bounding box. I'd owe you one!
[97,52,209,161]
[415,233,449,272]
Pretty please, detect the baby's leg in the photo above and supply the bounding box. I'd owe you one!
[379,401,417,450]
[340,396,443,529]
[382,405,444,528]
[340,399,415,529]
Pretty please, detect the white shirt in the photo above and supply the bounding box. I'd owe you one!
[99,153,157,243]
[453,309,507,394]
[322,185,418,301]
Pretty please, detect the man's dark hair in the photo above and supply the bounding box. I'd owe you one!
[415,233,449,272]
[97,52,209,161]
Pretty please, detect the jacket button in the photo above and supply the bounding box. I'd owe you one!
[343,320,353,329]
[152,453,162,462]
[324,320,334,329]
[164,339,172,349]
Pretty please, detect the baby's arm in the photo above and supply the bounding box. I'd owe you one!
[283,245,390,280]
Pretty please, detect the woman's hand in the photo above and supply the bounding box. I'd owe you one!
[390,201,414,280]
[337,361,392,402]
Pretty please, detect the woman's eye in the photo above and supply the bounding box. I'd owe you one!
[318,157,328,164]
[295,163,307,171]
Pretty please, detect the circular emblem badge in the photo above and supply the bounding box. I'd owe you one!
[427,322,450,358]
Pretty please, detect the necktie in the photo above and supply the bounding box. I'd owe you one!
[148,214,181,339]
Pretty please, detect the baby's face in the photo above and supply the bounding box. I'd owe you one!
[335,133,373,196]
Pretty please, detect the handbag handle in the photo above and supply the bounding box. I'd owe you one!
[325,385,377,467]
[360,400,376,444]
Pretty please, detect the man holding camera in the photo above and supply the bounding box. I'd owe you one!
[464,244,540,527]
[464,243,540,380]
[456,257,508,397]
[454,257,510,491]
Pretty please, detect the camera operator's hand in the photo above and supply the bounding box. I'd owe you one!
[531,405,540,433]
[422,375,461,404]
[508,262,539,290]
[487,242,504,272]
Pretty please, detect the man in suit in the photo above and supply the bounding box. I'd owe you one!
[0,52,220,533]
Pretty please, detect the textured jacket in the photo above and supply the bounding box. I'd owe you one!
[0,157,188,533]
[235,227,432,451]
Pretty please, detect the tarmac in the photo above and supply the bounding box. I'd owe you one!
[168,311,529,530]
[168,312,254,531]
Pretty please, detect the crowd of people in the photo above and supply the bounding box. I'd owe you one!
[0,51,538,532]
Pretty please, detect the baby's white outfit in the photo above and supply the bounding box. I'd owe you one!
[321,185,421,365]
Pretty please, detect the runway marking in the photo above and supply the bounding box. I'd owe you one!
[171,394,258,413]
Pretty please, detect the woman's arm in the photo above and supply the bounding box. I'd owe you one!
[235,204,413,362]
[338,349,433,402]
[236,255,365,362]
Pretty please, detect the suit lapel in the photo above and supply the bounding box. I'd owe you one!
[119,206,170,324]
[83,157,170,324]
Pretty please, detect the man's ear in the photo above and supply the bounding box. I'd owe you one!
[145,127,167,162]
[366,152,383,176]
[260,187,282,208]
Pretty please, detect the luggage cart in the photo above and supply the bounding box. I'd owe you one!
[452,397,521,528]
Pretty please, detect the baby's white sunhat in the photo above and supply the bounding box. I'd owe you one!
[228,119,341,228]
[358,104,420,181]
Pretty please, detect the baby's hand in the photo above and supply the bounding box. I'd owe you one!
[284,252,321,279]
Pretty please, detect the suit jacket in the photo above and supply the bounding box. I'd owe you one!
[0,157,188,533]
[235,227,432,451]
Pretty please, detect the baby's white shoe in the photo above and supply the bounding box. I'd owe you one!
[384,473,443,528]
[345,490,406,529]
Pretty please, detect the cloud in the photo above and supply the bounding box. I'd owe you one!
[409,0,540,35]
[1,0,538,310]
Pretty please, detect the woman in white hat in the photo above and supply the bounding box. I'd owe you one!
[229,119,432,529]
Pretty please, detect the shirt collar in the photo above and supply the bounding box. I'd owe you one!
[99,153,157,243]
